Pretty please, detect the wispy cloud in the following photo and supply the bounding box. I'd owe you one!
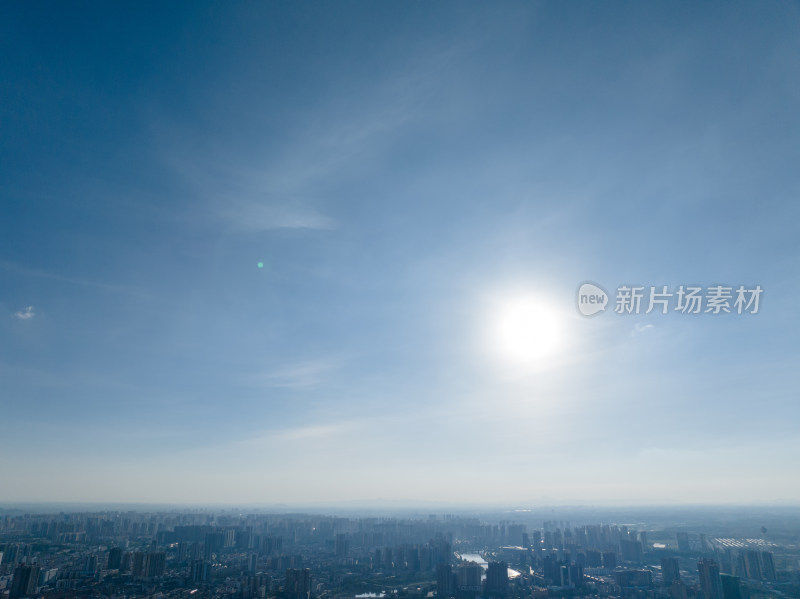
[179,419,364,458]
[245,358,341,389]
[222,200,336,232]
[151,44,455,236]
[272,422,355,441]
[0,259,150,298]
[631,323,654,336]
[13,305,35,320]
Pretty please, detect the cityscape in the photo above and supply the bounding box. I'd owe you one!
[3,3,800,599]
[1,506,799,599]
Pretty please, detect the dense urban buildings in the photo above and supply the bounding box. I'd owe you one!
[0,507,798,599]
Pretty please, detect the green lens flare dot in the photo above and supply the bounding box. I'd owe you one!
[257,262,264,268]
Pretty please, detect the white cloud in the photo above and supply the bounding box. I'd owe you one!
[631,322,654,336]
[13,305,35,320]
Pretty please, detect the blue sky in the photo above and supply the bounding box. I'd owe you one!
[1,2,799,505]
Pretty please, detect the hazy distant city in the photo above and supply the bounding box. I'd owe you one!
[1,506,799,599]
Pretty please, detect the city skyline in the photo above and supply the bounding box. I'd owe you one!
[2,2,799,504]
[0,505,796,599]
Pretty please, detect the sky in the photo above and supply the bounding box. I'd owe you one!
[1,1,799,506]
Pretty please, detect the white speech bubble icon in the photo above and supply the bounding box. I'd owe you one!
[577,282,608,316]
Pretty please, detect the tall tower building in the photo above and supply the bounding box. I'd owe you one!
[669,580,689,599]
[456,562,482,592]
[743,550,762,580]
[697,559,724,599]
[190,559,211,582]
[10,564,40,599]
[719,574,743,599]
[437,564,456,597]
[661,556,680,586]
[144,552,166,578]
[335,533,349,557]
[108,547,122,570]
[532,531,542,555]
[285,568,311,599]
[132,552,145,577]
[760,551,777,581]
[485,561,509,595]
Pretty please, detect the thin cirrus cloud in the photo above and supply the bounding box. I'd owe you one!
[245,358,341,389]
[187,420,362,460]
[154,138,338,233]
[222,199,336,232]
[0,259,151,299]
[152,53,433,235]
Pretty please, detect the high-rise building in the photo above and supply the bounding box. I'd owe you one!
[121,551,132,573]
[532,531,542,555]
[10,564,40,599]
[669,580,689,599]
[132,552,145,577]
[662,556,680,585]
[237,529,254,550]
[744,550,762,580]
[38,568,58,586]
[614,570,652,587]
[224,528,236,548]
[567,564,584,587]
[760,551,777,581]
[144,552,166,578]
[107,547,122,570]
[437,564,456,597]
[335,533,349,557]
[585,550,602,568]
[543,531,553,550]
[720,549,734,574]
[190,559,211,583]
[734,553,747,577]
[84,554,98,572]
[456,562,482,592]
[542,556,562,585]
[719,574,743,599]
[285,568,311,599]
[620,539,643,563]
[205,532,225,560]
[676,533,690,552]
[485,561,509,595]
[507,525,525,546]
[697,558,724,599]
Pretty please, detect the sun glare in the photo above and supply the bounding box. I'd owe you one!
[488,293,564,369]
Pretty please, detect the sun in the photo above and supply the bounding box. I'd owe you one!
[487,293,564,368]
